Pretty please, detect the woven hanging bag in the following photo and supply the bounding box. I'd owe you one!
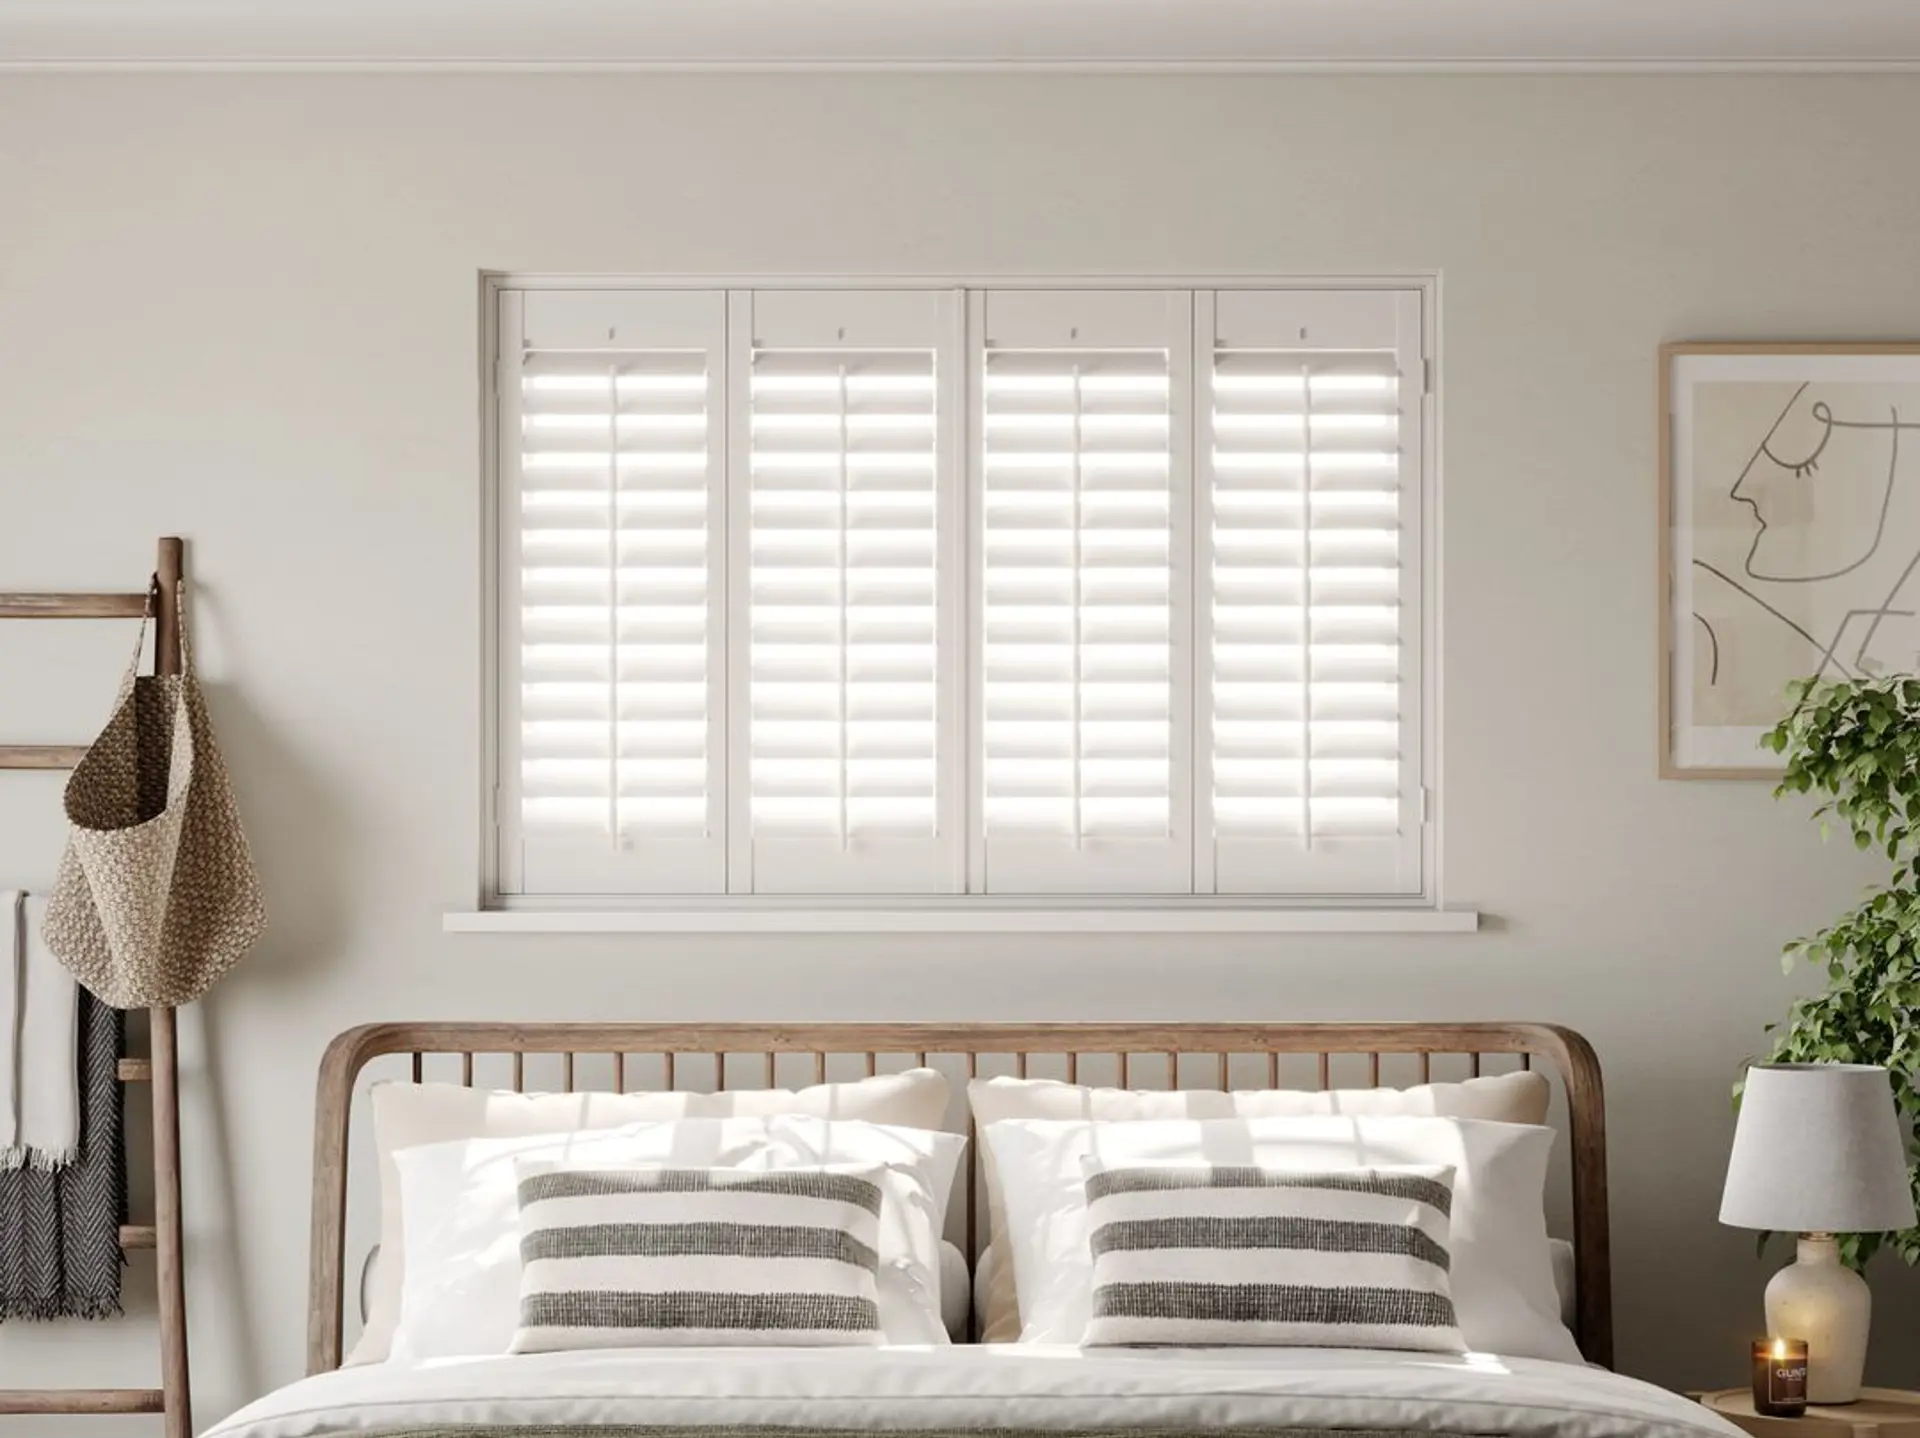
[43,583,266,1009]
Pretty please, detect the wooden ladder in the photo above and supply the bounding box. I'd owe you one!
[0,536,192,1438]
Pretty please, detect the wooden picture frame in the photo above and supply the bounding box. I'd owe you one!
[1660,342,1920,779]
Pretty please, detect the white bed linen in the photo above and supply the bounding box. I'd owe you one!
[208,1345,1744,1438]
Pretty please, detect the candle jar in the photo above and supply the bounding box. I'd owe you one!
[1751,1338,1810,1417]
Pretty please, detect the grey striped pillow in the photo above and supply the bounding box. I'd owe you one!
[509,1163,887,1351]
[1080,1162,1466,1351]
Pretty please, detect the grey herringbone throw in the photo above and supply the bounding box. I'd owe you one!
[0,992,126,1320]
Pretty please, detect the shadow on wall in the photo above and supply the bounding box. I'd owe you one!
[198,675,355,981]
[177,630,358,1406]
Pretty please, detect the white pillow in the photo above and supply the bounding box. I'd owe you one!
[967,1070,1549,1342]
[982,1114,1581,1364]
[938,1242,969,1341]
[973,1244,999,1334]
[1549,1236,1577,1331]
[390,1114,966,1358]
[351,1067,950,1365]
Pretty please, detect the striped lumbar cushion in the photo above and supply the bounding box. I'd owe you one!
[1080,1163,1466,1351]
[509,1163,887,1351]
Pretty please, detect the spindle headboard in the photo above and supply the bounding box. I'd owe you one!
[309,1021,1609,1373]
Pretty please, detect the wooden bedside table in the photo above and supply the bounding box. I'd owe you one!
[1699,1389,1920,1438]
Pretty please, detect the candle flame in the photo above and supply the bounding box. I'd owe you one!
[1773,1339,1788,1360]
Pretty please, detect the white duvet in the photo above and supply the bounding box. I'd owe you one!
[208,1345,1745,1438]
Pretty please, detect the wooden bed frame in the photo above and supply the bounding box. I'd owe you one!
[309,1021,1611,1373]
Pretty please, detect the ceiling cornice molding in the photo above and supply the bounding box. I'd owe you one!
[3,57,1920,75]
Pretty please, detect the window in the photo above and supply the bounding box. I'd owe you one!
[492,282,1431,909]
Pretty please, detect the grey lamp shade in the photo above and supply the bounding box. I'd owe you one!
[1720,1064,1917,1233]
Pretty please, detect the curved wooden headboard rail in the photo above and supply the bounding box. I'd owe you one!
[309,1020,1609,1373]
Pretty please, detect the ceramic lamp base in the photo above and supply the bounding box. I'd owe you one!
[1765,1234,1871,1404]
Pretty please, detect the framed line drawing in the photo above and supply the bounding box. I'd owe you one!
[1661,342,1920,779]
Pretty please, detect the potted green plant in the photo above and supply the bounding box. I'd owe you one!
[1760,674,1920,1266]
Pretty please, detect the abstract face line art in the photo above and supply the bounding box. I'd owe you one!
[1703,384,1920,684]
[1664,347,1920,776]
[1733,384,1919,582]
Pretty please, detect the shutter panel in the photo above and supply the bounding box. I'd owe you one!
[1198,289,1424,896]
[729,291,963,894]
[499,289,728,894]
[974,290,1194,894]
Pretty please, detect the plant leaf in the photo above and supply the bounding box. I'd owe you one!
[1764,676,1920,1267]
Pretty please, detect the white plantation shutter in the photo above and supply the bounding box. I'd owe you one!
[498,289,728,894]
[1197,290,1425,895]
[492,281,1434,909]
[974,291,1193,893]
[728,291,963,894]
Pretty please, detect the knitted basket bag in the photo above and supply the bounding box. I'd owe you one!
[43,583,265,1009]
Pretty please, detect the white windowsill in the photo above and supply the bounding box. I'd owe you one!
[443,907,1480,934]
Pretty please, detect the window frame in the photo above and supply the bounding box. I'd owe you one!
[477,273,1448,927]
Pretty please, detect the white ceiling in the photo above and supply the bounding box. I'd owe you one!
[5,0,1920,70]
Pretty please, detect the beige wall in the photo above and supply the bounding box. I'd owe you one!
[3,72,1918,1426]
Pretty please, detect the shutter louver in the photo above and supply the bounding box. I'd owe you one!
[500,290,728,895]
[732,291,962,894]
[975,291,1192,894]
[1200,290,1424,896]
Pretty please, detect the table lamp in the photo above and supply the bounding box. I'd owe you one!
[1719,1063,1917,1404]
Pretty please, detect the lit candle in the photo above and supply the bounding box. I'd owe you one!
[1751,1337,1809,1417]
